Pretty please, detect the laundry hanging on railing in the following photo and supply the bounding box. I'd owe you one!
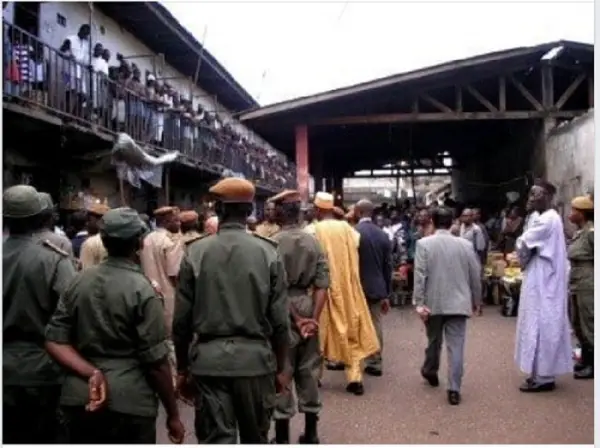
[112,133,179,189]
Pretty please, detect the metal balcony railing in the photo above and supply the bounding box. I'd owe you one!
[2,21,297,191]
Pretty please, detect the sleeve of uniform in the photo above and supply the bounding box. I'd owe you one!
[164,237,184,278]
[467,247,483,307]
[268,252,290,345]
[173,256,195,371]
[412,240,427,307]
[45,282,76,343]
[313,243,330,290]
[136,286,170,364]
[52,257,78,298]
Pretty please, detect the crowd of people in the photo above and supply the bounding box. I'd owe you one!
[3,19,296,191]
[2,177,593,444]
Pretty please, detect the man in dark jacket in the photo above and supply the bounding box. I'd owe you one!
[355,199,393,376]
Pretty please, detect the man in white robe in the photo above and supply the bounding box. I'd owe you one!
[515,181,572,392]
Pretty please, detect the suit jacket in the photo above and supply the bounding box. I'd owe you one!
[356,219,392,301]
[413,229,482,316]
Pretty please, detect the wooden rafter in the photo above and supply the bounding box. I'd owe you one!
[309,64,590,126]
[555,73,586,110]
[311,110,585,126]
[420,93,453,113]
[499,77,506,111]
[465,84,498,112]
[508,75,544,111]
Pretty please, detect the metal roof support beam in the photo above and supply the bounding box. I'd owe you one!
[509,75,544,111]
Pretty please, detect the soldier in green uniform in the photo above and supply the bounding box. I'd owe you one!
[45,207,185,443]
[270,190,330,444]
[3,184,77,443]
[567,195,594,380]
[35,192,75,256]
[173,177,291,444]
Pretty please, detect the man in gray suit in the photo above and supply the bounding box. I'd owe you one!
[412,207,482,406]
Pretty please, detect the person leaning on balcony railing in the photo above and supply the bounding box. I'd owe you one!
[60,24,91,115]
[127,64,144,140]
[112,58,131,132]
[181,99,195,154]
[144,71,158,142]
[152,81,168,146]
[91,43,109,122]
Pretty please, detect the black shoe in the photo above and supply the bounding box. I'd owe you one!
[447,390,461,405]
[298,413,319,444]
[519,380,556,392]
[574,366,594,380]
[421,370,439,387]
[298,434,320,444]
[346,382,364,396]
[364,366,382,377]
[273,419,290,444]
[326,361,345,371]
[574,361,587,372]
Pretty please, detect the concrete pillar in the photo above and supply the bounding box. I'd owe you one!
[295,125,309,203]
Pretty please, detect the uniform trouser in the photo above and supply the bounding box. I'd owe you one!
[193,374,275,444]
[274,333,322,420]
[422,315,467,392]
[60,406,156,444]
[570,290,594,365]
[365,300,384,371]
[3,385,61,444]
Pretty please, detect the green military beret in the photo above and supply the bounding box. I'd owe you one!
[3,185,44,218]
[100,207,147,239]
[38,192,55,211]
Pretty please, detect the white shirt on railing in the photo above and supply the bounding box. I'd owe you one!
[65,34,89,92]
[91,56,108,76]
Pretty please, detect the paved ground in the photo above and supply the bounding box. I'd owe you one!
[158,307,594,444]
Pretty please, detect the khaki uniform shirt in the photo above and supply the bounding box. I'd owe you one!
[568,222,594,292]
[140,228,184,335]
[4,235,77,386]
[173,222,289,377]
[45,257,169,417]
[272,226,330,344]
[79,233,107,269]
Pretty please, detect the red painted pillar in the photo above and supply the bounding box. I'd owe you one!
[295,125,309,203]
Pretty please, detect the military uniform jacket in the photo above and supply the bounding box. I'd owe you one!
[45,257,170,417]
[173,222,290,377]
[568,222,594,292]
[3,235,77,386]
[272,225,329,317]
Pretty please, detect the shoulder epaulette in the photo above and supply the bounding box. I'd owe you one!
[253,233,279,247]
[42,239,69,257]
[184,234,207,246]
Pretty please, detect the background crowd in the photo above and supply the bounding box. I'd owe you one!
[3,20,296,191]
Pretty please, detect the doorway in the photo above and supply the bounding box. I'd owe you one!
[13,1,39,36]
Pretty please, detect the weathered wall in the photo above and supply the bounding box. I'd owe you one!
[545,110,595,225]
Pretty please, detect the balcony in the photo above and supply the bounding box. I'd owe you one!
[2,21,296,193]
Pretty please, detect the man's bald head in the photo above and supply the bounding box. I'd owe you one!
[355,199,375,219]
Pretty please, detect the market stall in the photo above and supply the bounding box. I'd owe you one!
[484,251,522,317]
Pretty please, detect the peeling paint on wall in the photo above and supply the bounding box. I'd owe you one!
[545,110,594,228]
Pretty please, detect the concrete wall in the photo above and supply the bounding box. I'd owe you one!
[545,110,595,225]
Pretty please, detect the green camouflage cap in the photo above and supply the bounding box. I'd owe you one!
[38,192,55,211]
[100,207,147,239]
[3,185,44,218]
